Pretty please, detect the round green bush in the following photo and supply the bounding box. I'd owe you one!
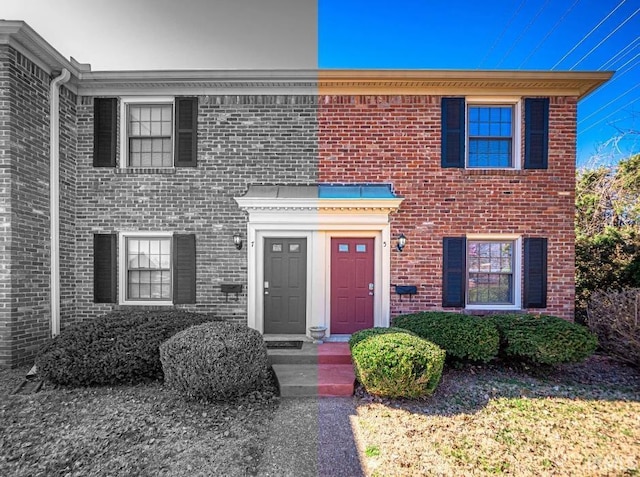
[492,314,598,366]
[351,332,445,398]
[348,326,416,350]
[392,312,499,363]
[35,311,220,386]
[160,322,270,401]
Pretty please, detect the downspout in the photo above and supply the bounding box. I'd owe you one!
[49,69,71,337]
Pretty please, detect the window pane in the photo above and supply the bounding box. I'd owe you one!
[338,244,349,252]
[128,104,173,167]
[468,105,513,168]
[127,237,171,300]
[468,240,514,305]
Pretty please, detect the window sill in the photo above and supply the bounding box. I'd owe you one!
[462,169,525,176]
[115,167,176,175]
[119,300,174,306]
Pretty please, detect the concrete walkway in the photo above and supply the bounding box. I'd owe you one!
[257,397,365,477]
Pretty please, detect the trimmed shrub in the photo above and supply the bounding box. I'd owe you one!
[392,312,499,363]
[348,326,416,350]
[35,311,219,386]
[492,314,598,366]
[351,332,445,398]
[588,289,640,368]
[160,322,270,401]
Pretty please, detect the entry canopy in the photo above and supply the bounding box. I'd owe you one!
[235,183,403,215]
[240,183,398,199]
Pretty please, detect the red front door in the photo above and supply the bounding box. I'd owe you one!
[330,238,375,334]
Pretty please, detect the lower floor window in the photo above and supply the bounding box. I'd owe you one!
[126,237,172,300]
[467,240,514,305]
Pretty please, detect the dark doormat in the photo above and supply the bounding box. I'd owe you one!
[265,341,304,349]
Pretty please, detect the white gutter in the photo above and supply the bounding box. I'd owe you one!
[49,68,71,337]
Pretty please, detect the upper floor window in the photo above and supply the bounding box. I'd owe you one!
[128,104,173,167]
[92,96,198,168]
[441,97,548,170]
[467,105,513,168]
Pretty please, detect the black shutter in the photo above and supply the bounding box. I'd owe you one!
[93,98,117,167]
[524,98,549,169]
[441,97,465,168]
[174,97,198,167]
[94,234,117,303]
[524,237,548,308]
[442,237,466,307]
[173,234,196,304]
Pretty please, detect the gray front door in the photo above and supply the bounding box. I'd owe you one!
[264,238,307,334]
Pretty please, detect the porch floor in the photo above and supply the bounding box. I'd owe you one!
[266,341,356,397]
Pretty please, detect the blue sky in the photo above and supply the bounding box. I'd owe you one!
[319,0,639,166]
[3,0,638,166]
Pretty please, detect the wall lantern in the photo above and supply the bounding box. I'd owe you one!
[396,233,407,252]
[233,233,243,250]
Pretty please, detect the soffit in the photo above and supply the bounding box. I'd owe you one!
[77,69,612,99]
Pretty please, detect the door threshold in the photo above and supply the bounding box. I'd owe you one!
[263,334,310,342]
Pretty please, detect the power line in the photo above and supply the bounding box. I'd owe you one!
[581,97,640,133]
[477,0,527,68]
[552,0,628,69]
[579,83,640,124]
[581,57,640,106]
[496,0,552,67]
[570,7,640,69]
[518,0,582,68]
[599,36,639,70]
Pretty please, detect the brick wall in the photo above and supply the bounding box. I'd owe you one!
[318,95,576,319]
[72,95,318,322]
[0,47,79,366]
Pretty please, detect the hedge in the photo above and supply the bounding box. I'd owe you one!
[392,312,499,363]
[35,310,220,386]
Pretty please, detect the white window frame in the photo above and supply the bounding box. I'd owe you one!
[119,231,174,306]
[465,97,522,170]
[465,233,522,311]
[119,97,175,169]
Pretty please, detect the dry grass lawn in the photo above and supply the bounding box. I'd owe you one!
[354,356,640,476]
[1,354,638,476]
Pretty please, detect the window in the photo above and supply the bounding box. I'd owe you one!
[442,97,539,170]
[102,232,196,305]
[442,235,531,311]
[115,97,198,169]
[467,240,514,305]
[126,237,172,300]
[467,105,513,168]
[128,104,173,167]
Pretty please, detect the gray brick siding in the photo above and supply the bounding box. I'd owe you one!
[73,95,318,322]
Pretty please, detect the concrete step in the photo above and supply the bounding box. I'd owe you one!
[272,364,356,397]
[267,342,352,366]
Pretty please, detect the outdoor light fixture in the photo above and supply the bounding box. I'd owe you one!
[233,233,243,250]
[396,233,407,252]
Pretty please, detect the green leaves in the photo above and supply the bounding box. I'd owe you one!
[351,332,445,398]
[392,312,500,363]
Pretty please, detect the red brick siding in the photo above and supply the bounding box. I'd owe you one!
[318,95,576,320]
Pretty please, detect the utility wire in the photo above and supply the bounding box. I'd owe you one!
[570,7,640,69]
[477,0,527,68]
[579,83,640,124]
[552,0,628,69]
[496,0,551,67]
[581,97,640,133]
[518,0,582,68]
[599,36,639,70]
[581,58,640,104]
